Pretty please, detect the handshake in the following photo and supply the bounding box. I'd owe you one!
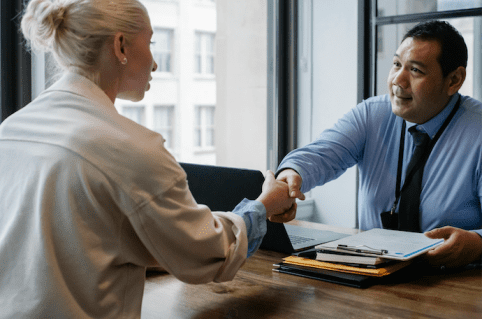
[256,169,305,223]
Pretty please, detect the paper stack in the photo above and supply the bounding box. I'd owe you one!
[273,228,444,288]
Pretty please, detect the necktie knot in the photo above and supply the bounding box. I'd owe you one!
[408,127,430,147]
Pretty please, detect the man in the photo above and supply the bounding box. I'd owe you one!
[277,21,482,269]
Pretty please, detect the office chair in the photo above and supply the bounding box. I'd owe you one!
[179,162,265,211]
[179,162,302,253]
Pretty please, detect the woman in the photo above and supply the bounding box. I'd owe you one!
[0,0,296,318]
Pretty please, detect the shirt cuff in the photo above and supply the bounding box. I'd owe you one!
[232,199,267,258]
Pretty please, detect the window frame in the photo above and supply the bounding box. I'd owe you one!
[121,105,146,126]
[152,28,174,74]
[194,31,216,76]
[0,0,31,122]
[194,105,215,151]
[153,105,175,150]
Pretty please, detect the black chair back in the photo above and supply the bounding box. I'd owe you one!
[179,162,265,212]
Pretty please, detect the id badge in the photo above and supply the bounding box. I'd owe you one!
[380,211,398,230]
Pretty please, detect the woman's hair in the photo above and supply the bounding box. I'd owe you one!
[21,0,148,84]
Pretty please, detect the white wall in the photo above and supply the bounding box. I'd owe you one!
[298,0,358,228]
[216,0,268,171]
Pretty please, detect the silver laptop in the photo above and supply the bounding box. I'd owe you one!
[260,220,349,253]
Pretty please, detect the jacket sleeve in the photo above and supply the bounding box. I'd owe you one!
[125,173,262,284]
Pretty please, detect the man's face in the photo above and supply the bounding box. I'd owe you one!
[387,37,452,124]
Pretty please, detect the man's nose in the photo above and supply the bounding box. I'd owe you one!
[391,68,409,89]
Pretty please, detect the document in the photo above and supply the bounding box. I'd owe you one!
[282,255,412,277]
[316,250,389,265]
[315,228,444,261]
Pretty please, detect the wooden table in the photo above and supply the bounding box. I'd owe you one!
[141,221,482,318]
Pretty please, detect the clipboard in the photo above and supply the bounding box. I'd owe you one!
[314,228,444,261]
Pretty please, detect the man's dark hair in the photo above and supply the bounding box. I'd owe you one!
[403,20,467,77]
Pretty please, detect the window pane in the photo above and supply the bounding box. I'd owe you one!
[31,0,269,171]
[206,107,214,125]
[154,106,174,149]
[122,106,145,125]
[207,128,214,146]
[377,0,480,16]
[152,29,172,73]
[296,0,359,227]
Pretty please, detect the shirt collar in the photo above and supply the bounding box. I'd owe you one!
[406,93,460,139]
[46,72,118,112]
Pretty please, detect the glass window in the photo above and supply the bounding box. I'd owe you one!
[194,106,215,149]
[296,0,359,226]
[152,28,173,73]
[377,0,481,16]
[30,0,271,171]
[153,105,175,149]
[195,32,215,74]
[121,106,145,125]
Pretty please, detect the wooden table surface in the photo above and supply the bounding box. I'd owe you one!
[141,221,482,319]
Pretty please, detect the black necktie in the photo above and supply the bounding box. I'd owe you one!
[398,127,431,232]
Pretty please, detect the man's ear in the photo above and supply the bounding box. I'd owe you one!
[446,66,466,96]
[113,32,126,63]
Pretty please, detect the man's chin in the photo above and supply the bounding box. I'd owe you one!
[391,104,414,122]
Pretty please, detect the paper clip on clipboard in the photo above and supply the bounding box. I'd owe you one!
[336,245,388,256]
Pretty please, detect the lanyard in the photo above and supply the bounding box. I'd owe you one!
[390,96,461,214]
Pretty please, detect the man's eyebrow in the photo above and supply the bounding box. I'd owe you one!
[393,54,428,69]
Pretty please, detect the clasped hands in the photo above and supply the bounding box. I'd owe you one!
[257,169,305,223]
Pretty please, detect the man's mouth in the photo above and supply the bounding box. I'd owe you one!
[393,88,411,100]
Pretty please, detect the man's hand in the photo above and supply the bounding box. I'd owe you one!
[423,226,482,269]
[276,169,306,200]
[256,171,297,222]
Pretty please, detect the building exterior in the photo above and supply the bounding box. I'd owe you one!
[116,0,218,165]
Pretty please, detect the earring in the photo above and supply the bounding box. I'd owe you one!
[121,58,127,65]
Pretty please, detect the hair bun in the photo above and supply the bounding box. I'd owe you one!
[21,0,68,51]
[51,3,67,30]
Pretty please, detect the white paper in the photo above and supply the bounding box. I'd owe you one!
[315,228,444,261]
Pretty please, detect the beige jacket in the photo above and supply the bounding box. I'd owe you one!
[0,73,255,318]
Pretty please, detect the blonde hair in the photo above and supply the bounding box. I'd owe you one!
[21,0,148,84]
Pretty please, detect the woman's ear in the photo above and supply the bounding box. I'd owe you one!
[446,66,466,96]
[113,32,126,63]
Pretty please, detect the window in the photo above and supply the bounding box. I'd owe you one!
[194,106,215,149]
[121,106,145,125]
[195,32,215,74]
[294,1,482,226]
[27,1,270,171]
[295,0,359,225]
[152,28,173,73]
[153,105,175,149]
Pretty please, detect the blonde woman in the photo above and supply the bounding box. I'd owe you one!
[0,0,296,318]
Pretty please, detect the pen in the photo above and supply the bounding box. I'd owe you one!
[337,244,388,255]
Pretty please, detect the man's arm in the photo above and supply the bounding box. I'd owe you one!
[275,99,374,198]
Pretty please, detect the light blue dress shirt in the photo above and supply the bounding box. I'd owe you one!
[233,199,267,257]
[278,93,482,236]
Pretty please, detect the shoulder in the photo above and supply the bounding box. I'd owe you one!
[358,94,391,110]
[460,94,482,115]
[350,94,394,125]
[449,94,482,140]
[457,94,482,126]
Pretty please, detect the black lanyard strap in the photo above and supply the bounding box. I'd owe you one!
[390,95,461,214]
